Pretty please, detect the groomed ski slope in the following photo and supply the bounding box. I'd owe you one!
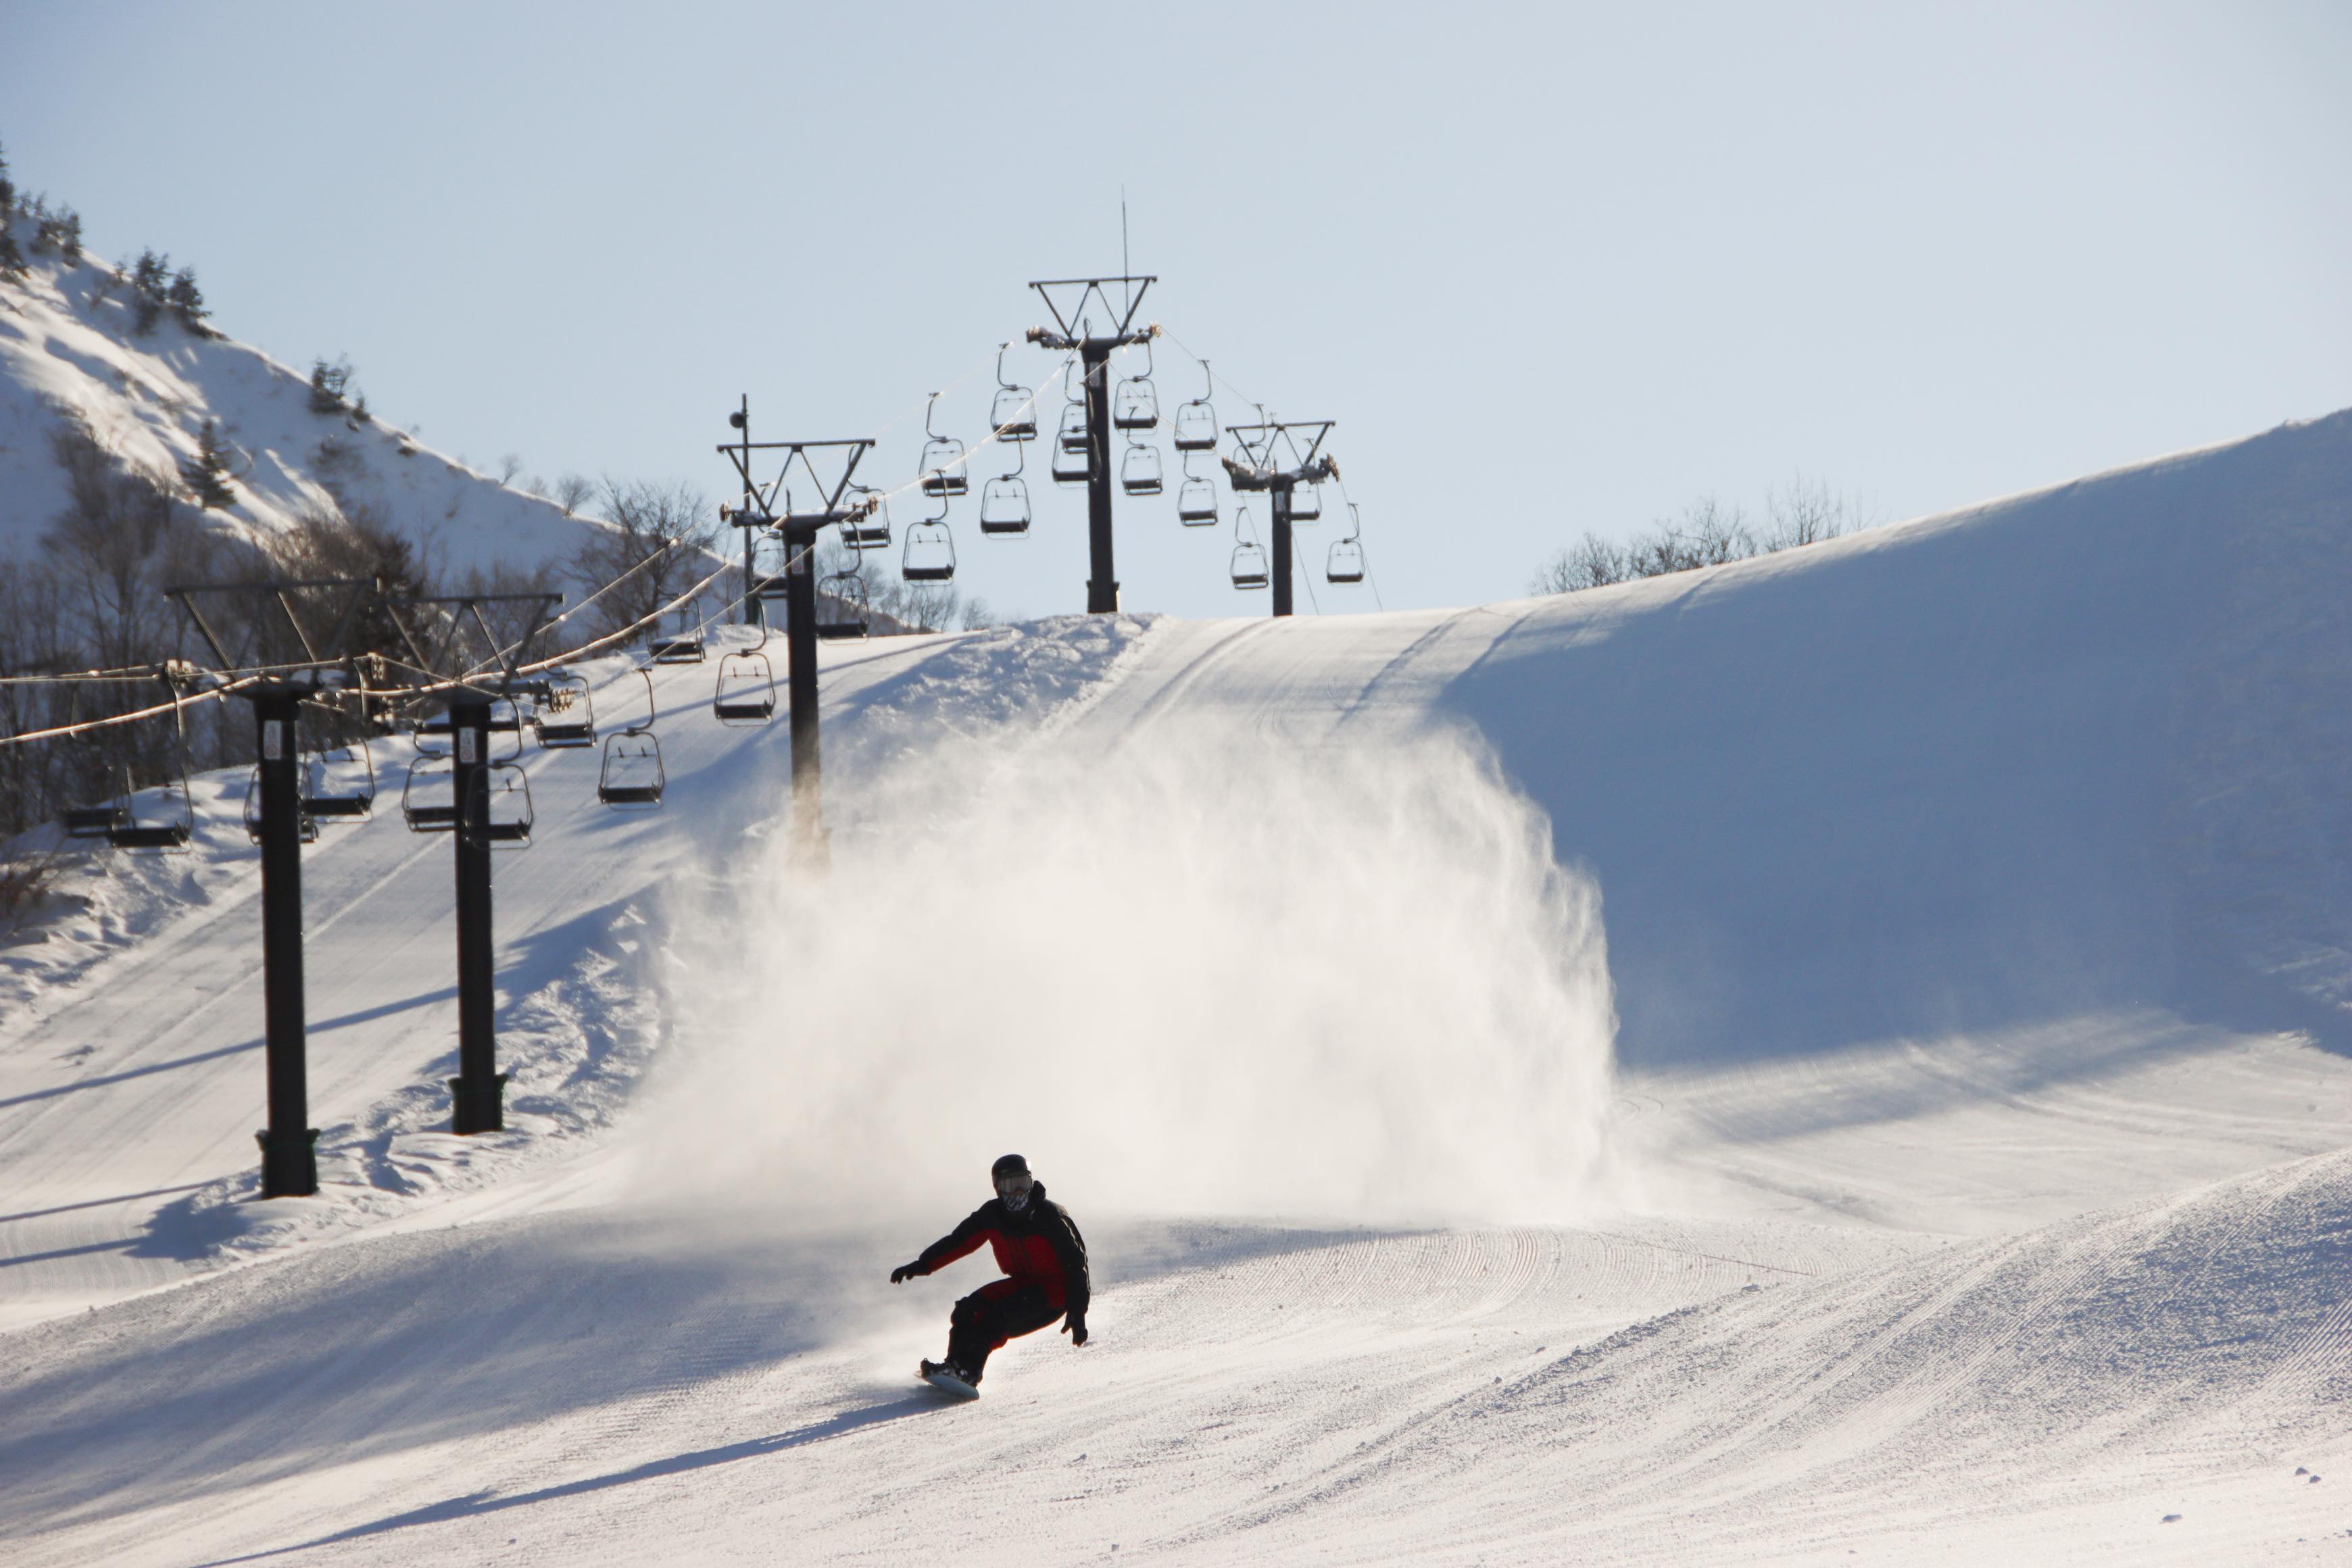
[5,410,2352,1564]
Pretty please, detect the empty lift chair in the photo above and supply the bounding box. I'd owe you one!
[990,343,1037,441]
[712,629,777,725]
[816,569,872,640]
[597,668,666,811]
[463,762,535,848]
[980,438,1033,536]
[1171,360,1217,452]
[1327,503,1367,584]
[1229,507,1270,591]
[902,514,957,583]
[918,393,968,499]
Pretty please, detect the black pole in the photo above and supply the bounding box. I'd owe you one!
[1271,483,1295,618]
[783,519,827,864]
[448,697,505,1133]
[253,689,317,1196]
[1083,341,1118,614]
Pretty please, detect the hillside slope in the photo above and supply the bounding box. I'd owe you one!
[0,212,604,577]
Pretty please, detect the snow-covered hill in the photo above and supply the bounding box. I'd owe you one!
[0,214,602,577]
[5,408,2352,1564]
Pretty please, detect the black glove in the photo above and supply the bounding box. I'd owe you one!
[890,1263,923,1284]
[1062,1309,1088,1346]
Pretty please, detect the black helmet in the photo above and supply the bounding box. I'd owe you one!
[991,1153,1035,1211]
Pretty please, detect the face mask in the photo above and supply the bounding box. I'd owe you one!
[996,1173,1034,1211]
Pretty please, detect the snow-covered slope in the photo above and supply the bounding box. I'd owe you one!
[0,218,603,577]
[5,409,2352,1564]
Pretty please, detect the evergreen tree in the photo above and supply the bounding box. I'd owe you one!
[0,141,17,217]
[33,205,80,258]
[180,420,236,509]
[128,249,170,334]
[308,357,351,414]
[166,267,206,330]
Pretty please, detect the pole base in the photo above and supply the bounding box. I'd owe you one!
[1085,579,1121,615]
[449,1072,508,1135]
[255,1127,320,1198]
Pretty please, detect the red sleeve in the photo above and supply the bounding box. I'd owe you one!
[915,1206,998,1275]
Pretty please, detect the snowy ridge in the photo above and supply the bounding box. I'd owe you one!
[0,218,609,575]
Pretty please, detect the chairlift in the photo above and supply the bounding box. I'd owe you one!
[597,670,666,811]
[533,670,597,749]
[713,633,777,726]
[1177,474,1219,526]
[1172,359,1217,452]
[1289,483,1323,524]
[843,488,892,551]
[1114,377,1160,431]
[300,735,377,818]
[245,766,319,845]
[462,763,535,848]
[1112,339,1158,431]
[1056,399,1089,456]
[980,475,1032,536]
[401,753,460,831]
[1121,441,1163,497]
[918,393,968,498]
[1230,507,1270,591]
[902,518,956,583]
[816,568,872,639]
[749,530,795,602]
[647,609,706,664]
[60,800,124,838]
[1327,502,1367,584]
[989,344,1035,441]
[107,697,196,851]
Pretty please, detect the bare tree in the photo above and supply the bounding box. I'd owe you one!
[1530,482,1875,597]
[552,474,596,517]
[568,478,719,642]
[497,453,524,486]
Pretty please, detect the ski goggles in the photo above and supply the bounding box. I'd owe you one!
[994,1171,1035,1206]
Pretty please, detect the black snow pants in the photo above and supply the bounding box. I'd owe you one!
[947,1279,1062,1379]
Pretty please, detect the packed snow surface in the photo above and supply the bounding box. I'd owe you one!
[6,411,2352,1563]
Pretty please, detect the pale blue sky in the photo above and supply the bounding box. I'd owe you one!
[8,1,2348,619]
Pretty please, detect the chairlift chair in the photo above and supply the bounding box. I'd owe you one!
[597,670,666,810]
[1173,360,1217,451]
[1229,508,1270,591]
[401,753,460,831]
[918,393,968,497]
[462,764,535,848]
[843,489,892,551]
[980,474,1032,536]
[245,766,319,845]
[60,800,124,838]
[107,726,195,852]
[533,671,597,749]
[990,345,1036,441]
[647,610,706,664]
[816,569,872,639]
[1056,400,1089,456]
[1327,502,1367,583]
[902,518,956,583]
[749,530,795,603]
[1177,474,1219,526]
[300,737,377,818]
[1289,483,1323,524]
[713,640,777,726]
[1112,376,1160,432]
[1120,442,1164,497]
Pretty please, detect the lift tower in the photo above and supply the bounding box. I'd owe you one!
[720,409,875,864]
[1026,275,1156,614]
[1223,420,1338,618]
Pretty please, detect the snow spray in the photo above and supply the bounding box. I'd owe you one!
[638,717,1616,1226]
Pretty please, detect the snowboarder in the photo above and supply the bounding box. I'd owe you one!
[891,1153,1089,1398]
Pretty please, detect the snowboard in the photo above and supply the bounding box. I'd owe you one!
[919,1361,979,1400]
